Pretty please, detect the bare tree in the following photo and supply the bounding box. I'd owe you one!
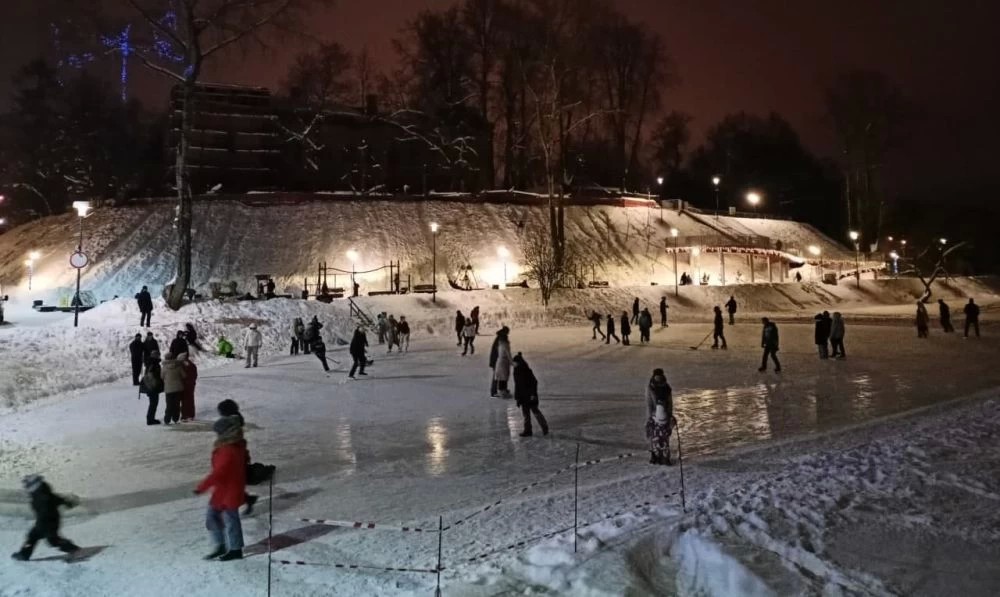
[902,241,968,302]
[519,224,576,306]
[355,46,373,107]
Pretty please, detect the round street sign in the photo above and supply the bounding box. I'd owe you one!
[69,251,89,269]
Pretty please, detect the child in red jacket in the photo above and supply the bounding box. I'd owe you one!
[195,415,248,561]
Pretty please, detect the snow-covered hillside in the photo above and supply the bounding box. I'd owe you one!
[0,198,856,305]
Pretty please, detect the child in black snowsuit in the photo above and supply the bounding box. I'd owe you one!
[11,475,80,561]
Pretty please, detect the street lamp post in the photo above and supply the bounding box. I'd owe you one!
[670,228,679,297]
[497,246,510,288]
[656,176,664,221]
[430,222,439,303]
[849,230,860,288]
[746,191,761,215]
[346,249,359,297]
[808,245,821,280]
[26,251,40,290]
[71,201,91,327]
[712,176,721,219]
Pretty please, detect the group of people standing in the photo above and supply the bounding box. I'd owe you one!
[132,329,199,425]
[925,298,980,339]
[455,307,481,355]
[813,311,847,359]
[485,325,548,436]
[590,296,670,346]
[376,312,410,353]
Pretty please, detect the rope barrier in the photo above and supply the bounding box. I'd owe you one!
[298,518,439,533]
[276,559,440,574]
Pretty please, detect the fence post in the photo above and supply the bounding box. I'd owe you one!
[435,515,443,597]
[675,422,686,513]
[267,474,274,597]
[573,443,580,553]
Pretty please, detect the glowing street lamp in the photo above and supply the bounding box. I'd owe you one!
[656,176,665,221]
[745,191,761,215]
[808,245,821,278]
[71,201,91,327]
[346,249,359,297]
[939,237,947,246]
[497,245,510,287]
[848,230,860,288]
[670,228,679,297]
[430,222,439,303]
[712,176,721,219]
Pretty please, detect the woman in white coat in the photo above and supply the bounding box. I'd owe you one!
[493,333,512,398]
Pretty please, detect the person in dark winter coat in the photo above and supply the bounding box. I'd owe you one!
[659,297,668,327]
[758,318,781,372]
[512,353,549,437]
[916,302,930,338]
[303,316,321,355]
[161,353,186,424]
[470,306,480,334]
[620,312,631,345]
[461,318,477,355]
[184,323,204,352]
[142,332,159,361]
[938,299,954,333]
[455,311,465,346]
[170,331,189,357]
[638,309,653,343]
[10,475,80,561]
[645,369,674,465]
[488,326,510,397]
[140,350,163,425]
[964,298,980,338]
[712,307,727,349]
[179,353,198,422]
[135,286,153,327]
[398,316,411,352]
[195,416,248,561]
[631,297,640,324]
[129,333,145,385]
[725,296,737,325]
[814,312,831,359]
[589,311,606,340]
[606,314,621,344]
[290,317,305,355]
[349,326,369,378]
[830,312,846,359]
[312,332,330,372]
[386,315,400,353]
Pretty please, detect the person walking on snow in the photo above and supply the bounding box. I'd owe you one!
[161,352,186,424]
[830,312,846,359]
[645,369,675,465]
[135,285,153,327]
[143,332,159,359]
[216,400,259,515]
[589,311,606,340]
[140,350,163,425]
[470,306,481,335]
[606,314,621,344]
[964,298,980,338]
[620,311,632,345]
[290,317,305,355]
[638,308,653,343]
[243,323,262,368]
[170,331,189,357]
[184,323,204,352]
[725,295,737,325]
[10,475,80,561]
[814,312,831,359]
[488,326,510,397]
[194,416,248,561]
[377,313,388,345]
[493,330,513,399]
[129,333,145,385]
[180,353,198,422]
[631,297,640,325]
[455,311,466,346]
[938,299,954,333]
[712,306,727,349]
[513,353,549,437]
[462,318,477,355]
[386,315,400,353]
[916,302,930,338]
[758,318,781,372]
[348,326,369,378]
[398,316,411,352]
[659,296,669,327]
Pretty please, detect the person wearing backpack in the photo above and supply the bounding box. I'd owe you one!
[645,369,674,465]
[140,350,164,425]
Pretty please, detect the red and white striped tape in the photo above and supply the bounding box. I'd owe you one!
[298,518,439,533]
[277,559,440,574]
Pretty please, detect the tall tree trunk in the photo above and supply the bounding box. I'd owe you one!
[167,80,194,310]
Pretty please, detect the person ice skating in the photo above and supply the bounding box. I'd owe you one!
[348,326,369,378]
[830,312,846,359]
[170,330,189,357]
[129,333,145,385]
[493,330,513,399]
[488,326,510,396]
[512,353,549,437]
[195,416,248,561]
[398,316,411,351]
[312,329,330,372]
[461,318,477,355]
[143,332,159,358]
[386,315,400,353]
[589,311,606,340]
[631,297,640,325]
[217,335,235,358]
[964,298,980,338]
[303,316,321,355]
[938,299,954,333]
[180,353,198,422]
[243,323,262,368]
[10,475,80,561]
[470,306,480,334]
[135,285,153,327]
[216,400,258,515]
[161,352,186,424]
[916,302,930,338]
[184,323,204,352]
[454,311,465,346]
[620,311,631,345]
[659,296,669,327]
[290,317,305,355]
[645,369,674,465]
[725,295,737,325]
[814,312,831,359]
[758,318,781,372]
[712,306,727,349]
[638,308,653,343]
[377,312,388,345]
[606,314,621,344]
[140,350,163,425]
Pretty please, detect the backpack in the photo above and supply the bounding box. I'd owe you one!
[141,367,162,394]
[246,462,276,485]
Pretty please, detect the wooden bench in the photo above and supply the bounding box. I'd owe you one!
[412,284,437,294]
[587,281,610,288]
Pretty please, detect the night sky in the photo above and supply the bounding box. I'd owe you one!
[2,0,998,201]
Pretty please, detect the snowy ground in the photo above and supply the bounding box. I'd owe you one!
[2,307,999,595]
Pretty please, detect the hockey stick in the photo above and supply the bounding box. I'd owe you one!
[689,331,713,350]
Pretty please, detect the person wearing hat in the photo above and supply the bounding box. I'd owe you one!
[140,350,164,425]
[645,369,675,465]
[170,330,189,358]
[142,331,160,360]
[216,400,259,515]
[512,353,549,437]
[10,475,80,561]
[195,415,249,561]
[243,323,263,368]
[129,333,145,385]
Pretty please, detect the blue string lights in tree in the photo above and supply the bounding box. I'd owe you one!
[100,24,132,102]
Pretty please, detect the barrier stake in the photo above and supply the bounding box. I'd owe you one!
[435,515,443,596]
[676,421,686,512]
[573,443,580,553]
[268,474,274,596]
